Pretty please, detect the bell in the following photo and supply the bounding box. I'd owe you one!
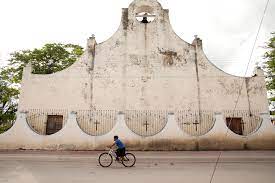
[141,16,149,23]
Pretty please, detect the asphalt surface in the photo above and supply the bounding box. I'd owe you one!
[0,151,275,183]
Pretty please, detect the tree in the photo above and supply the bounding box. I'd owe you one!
[264,32,275,109]
[0,43,83,127]
[3,43,83,84]
[0,73,19,125]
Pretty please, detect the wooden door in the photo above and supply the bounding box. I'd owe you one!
[46,115,63,135]
[226,117,243,135]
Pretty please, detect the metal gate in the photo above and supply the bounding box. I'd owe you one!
[125,110,168,137]
[26,109,68,135]
[176,111,214,136]
[223,110,262,136]
[76,110,117,136]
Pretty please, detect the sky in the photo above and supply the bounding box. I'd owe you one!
[0,0,274,76]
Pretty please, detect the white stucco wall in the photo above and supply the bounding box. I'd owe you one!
[18,0,269,113]
[0,111,275,150]
[1,0,272,150]
[18,46,94,111]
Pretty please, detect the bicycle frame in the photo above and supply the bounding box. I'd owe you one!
[108,148,125,161]
[108,148,117,158]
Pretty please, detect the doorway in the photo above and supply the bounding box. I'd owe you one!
[46,115,63,135]
[226,117,243,135]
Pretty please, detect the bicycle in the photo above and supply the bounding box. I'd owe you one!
[98,148,136,168]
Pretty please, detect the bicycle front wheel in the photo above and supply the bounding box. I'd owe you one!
[122,153,136,167]
[98,153,113,167]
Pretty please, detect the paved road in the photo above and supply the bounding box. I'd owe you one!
[0,151,275,183]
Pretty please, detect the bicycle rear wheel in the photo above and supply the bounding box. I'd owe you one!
[122,153,136,167]
[98,153,113,167]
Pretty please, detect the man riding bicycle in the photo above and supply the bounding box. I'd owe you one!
[99,136,135,167]
[109,135,126,161]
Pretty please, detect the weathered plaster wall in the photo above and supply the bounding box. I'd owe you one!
[6,0,272,150]
[92,0,198,111]
[91,0,268,113]
[195,39,269,112]
[18,48,95,111]
[18,0,268,114]
[0,111,275,150]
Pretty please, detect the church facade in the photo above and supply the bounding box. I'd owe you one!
[1,0,274,150]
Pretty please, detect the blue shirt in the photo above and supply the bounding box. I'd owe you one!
[115,139,125,149]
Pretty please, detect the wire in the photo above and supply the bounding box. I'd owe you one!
[209,152,222,183]
[229,0,269,155]
[209,0,270,182]
[226,0,270,137]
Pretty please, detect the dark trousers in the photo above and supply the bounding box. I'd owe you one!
[115,147,126,157]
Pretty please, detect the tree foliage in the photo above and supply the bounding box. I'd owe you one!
[0,43,83,126]
[3,43,83,84]
[264,32,275,106]
[0,74,19,125]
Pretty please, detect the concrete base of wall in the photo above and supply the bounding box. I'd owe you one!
[0,112,275,151]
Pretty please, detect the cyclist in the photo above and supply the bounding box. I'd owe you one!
[109,135,126,161]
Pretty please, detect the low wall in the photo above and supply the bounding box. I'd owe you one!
[0,111,275,151]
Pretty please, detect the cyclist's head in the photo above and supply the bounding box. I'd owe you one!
[114,135,118,141]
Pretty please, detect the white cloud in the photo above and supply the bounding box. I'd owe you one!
[0,0,274,75]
